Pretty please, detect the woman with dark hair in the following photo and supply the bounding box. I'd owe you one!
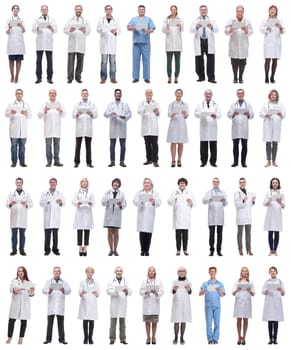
[263,178,285,256]
[102,178,127,256]
[6,266,35,344]
[260,6,285,83]
[260,89,285,167]
[6,5,25,83]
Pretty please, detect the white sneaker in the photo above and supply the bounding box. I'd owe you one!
[265,161,271,167]
[272,161,278,167]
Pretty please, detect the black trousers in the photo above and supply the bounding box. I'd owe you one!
[195,39,215,81]
[44,228,59,254]
[83,320,94,340]
[233,138,248,164]
[45,315,65,342]
[77,229,90,246]
[231,58,247,80]
[268,321,278,340]
[144,135,158,162]
[200,141,217,165]
[74,137,92,165]
[8,319,27,338]
[175,229,188,251]
[268,231,279,251]
[209,225,223,253]
[36,50,53,80]
[139,232,152,254]
[67,52,84,81]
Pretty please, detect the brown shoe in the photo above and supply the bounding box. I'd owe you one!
[100,80,106,84]
[239,250,243,256]
[111,79,118,84]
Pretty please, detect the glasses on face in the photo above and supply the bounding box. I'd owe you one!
[13,7,19,10]
[105,7,112,10]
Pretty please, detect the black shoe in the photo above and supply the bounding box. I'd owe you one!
[74,163,79,168]
[44,251,50,256]
[132,79,139,83]
[183,251,189,256]
[43,340,51,344]
[180,338,185,345]
[67,80,72,84]
[153,162,159,167]
[209,251,214,256]
[83,337,88,344]
[47,79,53,84]
[270,77,275,83]
[213,340,218,344]
[208,340,213,344]
[210,163,217,167]
[108,161,115,167]
[113,251,119,256]
[173,338,178,344]
[110,339,115,345]
[20,251,26,256]
[233,79,238,84]
[108,251,113,256]
[141,252,145,256]
[59,340,68,344]
[88,337,94,345]
[217,252,223,256]
[200,163,206,167]
[87,164,94,168]
[208,80,217,83]
[265,77,269,84]
[239,80,244,84]
[144,252,149,256]
[143,160,152,165]
[46,162,52,167]
[76,79,83,83]
[53,251,61,255]
[11,163,16,167]
[144,80,151,83]
[54,162,63,167]
[231,163,238,167]
[241,163,247,168]
[273,339,278,345]
[10,251,17,256]
[35,79,42,84]
[268,339,273,345]
[20,163,27,167]
[120,340,128,344]
[120,161,127,167]
[197,78,205,82]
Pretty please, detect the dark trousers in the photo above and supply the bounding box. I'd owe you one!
[44,228,59,254]
[175,229,188,251]
[144,135,158,162]
[139,231,152,255]
[266,142,278,161]
[109,318,126,340]
[233,138,248,165]
[268,321,278,340]
[268,231,279,251]
[200,141,217,165]
[8,319,27,338]
[11,227,26,253]
[237,224,251,252]
[195,39,215,81]
[231,58,247,81]
[83,320,94,340]
[67,52,84,81]
[209,225,223,253]
[74,137,92,165]
[166,51,181,78]
[110,138,126,162]
[36,50,53,80]
[77,229,90,246]
[45,315,65,342]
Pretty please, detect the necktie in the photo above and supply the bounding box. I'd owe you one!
[112,191,117,210]
[207,101,210,108]
[43,16,47,21]
[202,16,206,39]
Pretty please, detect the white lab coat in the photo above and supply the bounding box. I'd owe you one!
[64,16,90,53]
[5,101,32,138]
[72,189,95,230]
[203,189,228,226]
[38,101,65,138]
[260,102,286,142]
[168,189,195,229]
[263,190,285,231]
[260,19,285,58]
[166,100,189,143]
[170,279,192,322]
[72,100,97,138]
[104,101,132,138]
[6,17,25,55]
[42,278,71,316]
[225,17,253,58]
[133,190,161,232]
[78,279,99,320]
[137,100,160,136]
[107,277,132,318]
[40,189,65,229]
[190,16,218,55]
[96,16,121,54]
[227,101,254,139]
[8,279,33,320]
[32,16,57,50]
[195,100,221,141]
[234,189,255,225]
[139,279,164,316]
[162,17,183,52]
[233,280,255,318]
[102,189,127,228]
[262,278,284,321]
[6,190,33,228]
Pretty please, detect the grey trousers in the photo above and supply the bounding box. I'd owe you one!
[237,224,251,251]
[67,52,84,81]
[109,317,126,340]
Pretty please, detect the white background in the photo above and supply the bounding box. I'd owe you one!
[0,0,291,349]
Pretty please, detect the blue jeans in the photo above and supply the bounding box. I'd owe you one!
[11,138,26,165]
[45,137,60,164]
[133,43,150,80]
[101,54,116,81]
[205,307,221,341]
[11,227,26,253]
[110,138,126,162]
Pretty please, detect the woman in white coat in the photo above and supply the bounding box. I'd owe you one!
[232,267,255,345]
[133,178,161,256]
[6,5,25,83]
[263,178,285,256]
[260,5,285,83]
[6,267,35,345]
[171,267,192,345]
[162,5,183,83]
[168,178,195,255]
[260,89,285,167]
[73,178,95,256]
[167,89,189,167]
[102,178,127,256]
[139,267,164,344]
[78,267,100,344]
[262,266,285,345]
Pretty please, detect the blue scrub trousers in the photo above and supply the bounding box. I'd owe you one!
[132,43,150,80]
[205,307,220,341]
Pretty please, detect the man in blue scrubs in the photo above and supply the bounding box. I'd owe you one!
[127,5,155,83]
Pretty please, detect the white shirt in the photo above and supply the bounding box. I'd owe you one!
[72,100,97,137]
[64,16,90,53]
[96,16,121,54]
[32,15,57,50]
[5,100,32,138]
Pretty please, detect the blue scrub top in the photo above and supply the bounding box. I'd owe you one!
[200,280,225,308]
[127,16,156,44]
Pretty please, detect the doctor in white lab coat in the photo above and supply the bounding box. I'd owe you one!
[32,5,57,83]
[203,177,227,256]
[40,178,65,255]
[42,267,71,344]
[107,266,132,344]
[6,177,32,255]
[195,89,221,167]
